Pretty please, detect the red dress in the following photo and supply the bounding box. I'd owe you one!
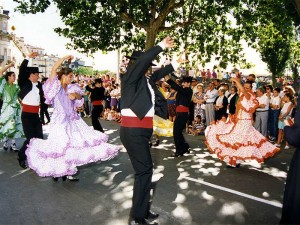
[205,91,279,166]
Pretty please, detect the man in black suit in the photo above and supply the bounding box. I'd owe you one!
[164,75,193,157]
[120,36,174,225]
[85,78,105,132]
[17,52,44,169]
[280,96,300,224]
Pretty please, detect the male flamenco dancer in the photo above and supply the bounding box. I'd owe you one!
[164,74,193,157]
[85,78,106,132]
[17,52,43,169]
[120,36,175,225]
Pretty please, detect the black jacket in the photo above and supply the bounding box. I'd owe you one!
[228,93,239,115]
[85,85,105,102]
[17,59,43,104]
[120,45,174,119]
[166,79,193,108]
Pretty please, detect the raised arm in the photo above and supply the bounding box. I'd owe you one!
[0,62,14,78]
[18,52,38,88]
[123,36,174,85]
[230,77,250,99]
[49,55,73,82]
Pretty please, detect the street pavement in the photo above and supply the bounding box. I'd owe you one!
[0,118,293,225]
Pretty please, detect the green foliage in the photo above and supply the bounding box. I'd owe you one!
[13,0,298,75]
[73,66,94,76]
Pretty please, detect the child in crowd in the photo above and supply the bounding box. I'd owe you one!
[189,115,205,136]
[275,93,294,149]
[107,108,117,121]
[102,108,110,120]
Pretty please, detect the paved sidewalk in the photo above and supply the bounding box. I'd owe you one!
[0,119,292,225]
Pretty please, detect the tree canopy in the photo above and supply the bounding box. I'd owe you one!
[13,0,299,75]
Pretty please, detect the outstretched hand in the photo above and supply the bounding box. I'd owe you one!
[64,55,74,63]
[162,36,175,49]
[176,51,188,64]
[28,52,39,58]
[8,62,15,67]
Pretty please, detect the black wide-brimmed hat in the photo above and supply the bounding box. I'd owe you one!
[26,67,42,74]
[125,51,156,66]
[180,76,193,83]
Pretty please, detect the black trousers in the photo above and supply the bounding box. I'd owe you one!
[91,105,104,132]
[173,112,190,155]
[280,148,300,224]
[120,126,153,219]
[40,104,50,124]
[18,112,43,161]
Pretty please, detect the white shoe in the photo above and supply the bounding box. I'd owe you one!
[274,143,281,147]
[10,143,18,151]
[3,140,8,150]
[284,145,290,149]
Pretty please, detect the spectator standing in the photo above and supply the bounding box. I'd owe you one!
[254,87,270,137]
[268,87,281,141]
[204,82,218,126]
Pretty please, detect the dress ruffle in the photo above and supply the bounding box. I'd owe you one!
[153,115,173,137]
[43,77,61,105]
[205,93,279,166]
[26,117,120,177]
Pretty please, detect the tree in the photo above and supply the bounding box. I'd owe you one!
[229,0,297,84]
[13,0,248,68]
[257,23,293,85]
[73,66,94,76]
[289,37,300,89]
[13,0,299,73]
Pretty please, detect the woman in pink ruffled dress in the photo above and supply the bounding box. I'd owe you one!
[26,55,120,181]
[205,77,279,167]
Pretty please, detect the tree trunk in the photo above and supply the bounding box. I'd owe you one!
[145,28,158,50]
[272,74,277,87]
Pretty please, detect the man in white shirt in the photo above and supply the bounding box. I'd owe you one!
[204,82,218,125]
[17,52,44,169]
[254,87,270,137]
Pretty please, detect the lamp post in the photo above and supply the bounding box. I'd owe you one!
[44,55,48,77]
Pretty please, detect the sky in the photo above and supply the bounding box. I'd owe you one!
[4,0,119,72]
[3,0,269,75]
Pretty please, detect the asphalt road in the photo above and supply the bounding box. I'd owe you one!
[0,118,293,225]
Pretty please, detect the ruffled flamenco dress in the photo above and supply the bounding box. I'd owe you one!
[26,77,120,177]
[0,77,24,140]
[153,115,173,137]
[205,91,279,166]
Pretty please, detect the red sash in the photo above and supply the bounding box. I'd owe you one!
[92,100,103,106]
[121,116,153,128]
[176,105,189,112]
[22,104,39,113]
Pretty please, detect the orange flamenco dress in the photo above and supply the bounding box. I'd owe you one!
[205,91,280,166]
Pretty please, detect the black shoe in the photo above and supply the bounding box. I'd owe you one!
[62,176,67,181]
[145,210,159,220]
[170,153,183,157]
[52,177,59,182]
[129,218,158,225]
[66,176,79,182]
[153,139,160,147]
[18,159,27,169]
[226,163,240,168]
